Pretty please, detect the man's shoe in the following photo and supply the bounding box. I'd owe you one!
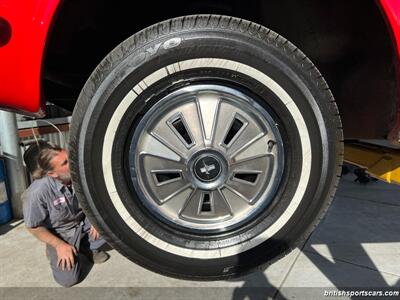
[92,250,110,264]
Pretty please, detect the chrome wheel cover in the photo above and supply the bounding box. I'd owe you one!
[129,84,284,232]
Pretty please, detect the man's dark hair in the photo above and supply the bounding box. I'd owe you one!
[24,142,63,180]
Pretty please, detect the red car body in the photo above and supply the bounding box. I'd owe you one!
[0,0,400,139]
[0,0,59,116]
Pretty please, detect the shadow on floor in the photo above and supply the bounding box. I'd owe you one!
[0,219,24,235]
[301,170,400,289]
[230,271,287,300]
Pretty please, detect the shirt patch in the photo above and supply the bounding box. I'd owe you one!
[53,197,66,206]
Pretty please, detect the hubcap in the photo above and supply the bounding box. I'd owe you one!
[188,150,228,191]
[129,84,284,232]
[194,154,222,182]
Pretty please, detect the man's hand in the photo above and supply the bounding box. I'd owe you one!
[27,226,77,271]
[55,242,77,271]
[89,225,100,241]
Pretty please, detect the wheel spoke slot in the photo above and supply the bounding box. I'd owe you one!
[170,116,193,146]
[223,117,244,146]
[233,172,259,184]
[153,171,182,185]
[200,193,212,213]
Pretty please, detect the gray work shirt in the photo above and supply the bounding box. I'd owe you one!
[22,176,84,239]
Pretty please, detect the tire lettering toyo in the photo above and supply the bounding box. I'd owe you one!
[163,37,182,50]
[145,38,182,58]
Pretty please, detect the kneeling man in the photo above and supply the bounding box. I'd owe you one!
[23,145,109,287]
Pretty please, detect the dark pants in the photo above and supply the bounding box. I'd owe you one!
[46,217,106,287]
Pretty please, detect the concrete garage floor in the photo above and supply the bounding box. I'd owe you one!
[1,172,400,299]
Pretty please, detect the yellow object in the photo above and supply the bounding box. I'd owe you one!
[344,143,400,185]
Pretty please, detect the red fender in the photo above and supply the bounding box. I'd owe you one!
[0,0,61,116]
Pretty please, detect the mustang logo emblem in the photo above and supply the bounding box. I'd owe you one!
[200,162,216,175]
